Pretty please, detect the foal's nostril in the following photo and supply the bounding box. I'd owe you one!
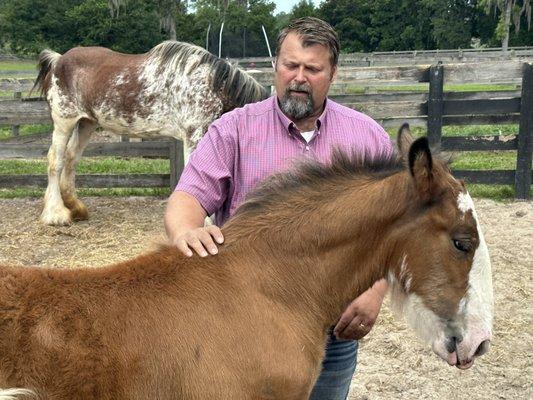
[446,337,458,353]
[474,340,490,357]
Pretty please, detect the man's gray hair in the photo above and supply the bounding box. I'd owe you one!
[275,17,340,67]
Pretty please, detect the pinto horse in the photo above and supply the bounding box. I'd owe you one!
[32,41,268,226]
[0,127,493,400]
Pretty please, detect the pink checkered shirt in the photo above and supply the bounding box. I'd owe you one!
[175,96,393,226]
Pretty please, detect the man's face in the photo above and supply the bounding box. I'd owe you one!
[275,32,337,121]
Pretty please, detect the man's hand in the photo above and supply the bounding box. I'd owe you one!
[173,225,224,257]
[333,280,388,340]
[165,191,224,257]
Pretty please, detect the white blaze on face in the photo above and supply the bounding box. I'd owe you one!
[388,255,444,348]
[455,191,494,361]
[388,191,494,367]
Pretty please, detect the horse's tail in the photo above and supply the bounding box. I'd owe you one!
[30,49,61,97]
[213,61,269,110]
[0,388,37,399]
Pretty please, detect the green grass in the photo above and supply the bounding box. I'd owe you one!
[0,187,170,199]
[451,151,517,170]
[0,157,169,175]
[0,60,36,71]
[386,124,519,138]
[0,124,52,139]
[466,184,519,200]
[342,83,518,94]
[0,90,33,99]
[345,83,518,93]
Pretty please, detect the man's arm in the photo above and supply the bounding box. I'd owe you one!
[164,190,224,258]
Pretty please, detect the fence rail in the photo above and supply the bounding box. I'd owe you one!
[231,47,533,67]
[0,61,531,199]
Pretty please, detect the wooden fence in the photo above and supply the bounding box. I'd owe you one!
[231,46,533,67]
[0,61,531,199]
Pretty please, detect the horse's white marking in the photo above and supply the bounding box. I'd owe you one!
[398,254,412,292]
[456,191,494,360]
[390,288,444,346]
[0,388,36,399]
[38,41,266,225]
[456,191,494,333]
[457,191,474,213]
[389,190,494,365]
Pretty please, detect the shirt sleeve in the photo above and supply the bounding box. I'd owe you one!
[174,120,235,216]
[375,124,395,159]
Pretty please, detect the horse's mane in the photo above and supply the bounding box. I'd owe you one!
[233,149,404,219]
[148,41,268,108]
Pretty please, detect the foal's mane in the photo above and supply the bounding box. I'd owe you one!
[233,149,403,219]
[148,41,268,107]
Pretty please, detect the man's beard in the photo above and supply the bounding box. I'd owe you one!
[279,83,314,120]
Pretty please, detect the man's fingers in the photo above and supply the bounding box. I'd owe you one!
[175,239,193,257]
[206,225,224,244]
[187,237,209,257]
[333,315,353,337]
[196,230,219,255]
[173,226,223,257]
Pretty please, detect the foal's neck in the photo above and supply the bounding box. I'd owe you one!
[226,171,411,331]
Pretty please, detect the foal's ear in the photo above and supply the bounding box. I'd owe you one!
[408,137,434,203]
[397,123,414,162]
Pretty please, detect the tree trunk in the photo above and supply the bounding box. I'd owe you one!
[502,0,513,52]
[169,18,177,41]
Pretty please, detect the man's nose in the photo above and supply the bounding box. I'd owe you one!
[294,67,306,83]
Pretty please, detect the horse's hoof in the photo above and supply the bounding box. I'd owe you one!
[63,197,89,221]
[40,208,72,226]
[70,205,89,221]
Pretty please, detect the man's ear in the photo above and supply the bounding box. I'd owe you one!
[330,64,337,82]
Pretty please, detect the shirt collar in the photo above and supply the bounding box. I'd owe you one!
[273,95,328,135]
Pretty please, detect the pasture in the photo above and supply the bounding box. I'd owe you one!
[0,196,530,399]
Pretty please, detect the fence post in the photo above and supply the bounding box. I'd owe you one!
[11,91,21,137]
[427,64,444,148]
[515,63,533,200]
[169,139,184,191]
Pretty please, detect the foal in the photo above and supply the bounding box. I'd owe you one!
[0,129,493,399]
[32,41,268,226]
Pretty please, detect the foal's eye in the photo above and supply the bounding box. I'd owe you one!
[453,239,472,253]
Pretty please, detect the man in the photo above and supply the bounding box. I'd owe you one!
[165,17,391,400]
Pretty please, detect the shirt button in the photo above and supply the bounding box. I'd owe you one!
[305,145,310,151]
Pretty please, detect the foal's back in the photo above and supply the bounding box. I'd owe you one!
[0,247,317,399]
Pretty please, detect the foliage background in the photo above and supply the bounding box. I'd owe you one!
[0,0,530,57]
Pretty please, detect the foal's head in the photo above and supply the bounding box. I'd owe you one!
[389,124,493,369]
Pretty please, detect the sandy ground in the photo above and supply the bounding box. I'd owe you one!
[0,197,531,399]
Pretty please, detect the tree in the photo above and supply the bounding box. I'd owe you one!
[318,0,374,52]
[0,0,84,54]
[68,0,166,53]
[429,0,477,49]
[289,1,318,20]
[192,0,276,57]
[108,0,188,40]
[480,0,531,51]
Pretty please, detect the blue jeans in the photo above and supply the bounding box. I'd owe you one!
[309,330,358,400]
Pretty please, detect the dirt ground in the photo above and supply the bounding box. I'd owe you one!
[0,196,531,399]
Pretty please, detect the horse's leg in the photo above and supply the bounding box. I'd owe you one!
[41,116,78,225]
[60,118,97,221]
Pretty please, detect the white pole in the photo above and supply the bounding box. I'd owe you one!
[206,23,211,50]
[261,25,275,69]
[219,21,225,58]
